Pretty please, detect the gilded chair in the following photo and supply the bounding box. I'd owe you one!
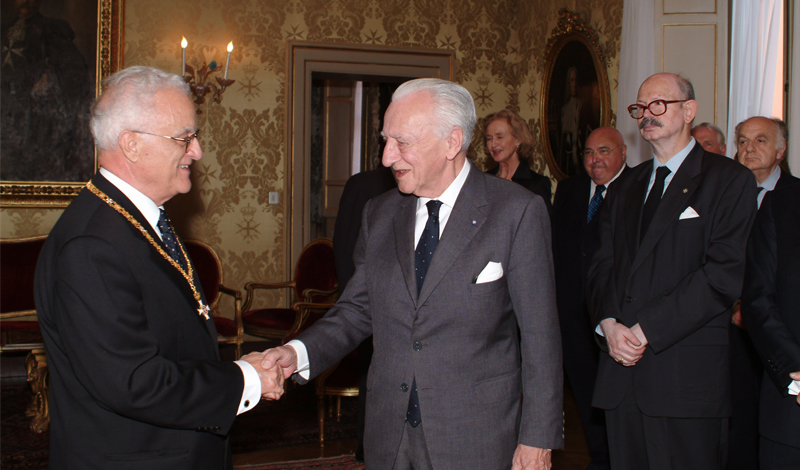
[0,236,50,433]
[241,238,338,343]
[183,239,244,359]
[315,349,360,445]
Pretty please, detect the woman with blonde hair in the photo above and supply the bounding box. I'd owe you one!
[484,109,552,215]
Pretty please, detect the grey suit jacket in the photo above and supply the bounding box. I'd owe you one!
[296,161,563,469]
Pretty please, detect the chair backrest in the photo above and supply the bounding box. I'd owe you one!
[1,236,48,315]
[294,238,337,302]
[183,239,222,307]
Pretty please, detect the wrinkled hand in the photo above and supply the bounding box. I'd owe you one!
[791,372,800,406]
[731,300,745,329]
[601,319,644,366]
[512,444,551,470]
[241,351,284,400]
[261,345,298,380]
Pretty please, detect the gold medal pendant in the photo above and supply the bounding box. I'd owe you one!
[88,182,211,320]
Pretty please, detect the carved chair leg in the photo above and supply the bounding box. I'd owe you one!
[317,392,326,446]
[25,349,50,433]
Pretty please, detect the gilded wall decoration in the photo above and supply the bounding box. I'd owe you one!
[0,0,623,316]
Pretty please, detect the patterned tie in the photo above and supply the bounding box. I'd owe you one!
[587,184,606,223]
[640,166,671,244]
[414,200,443,294]
[407,199,442,428]
[157,208,187,271]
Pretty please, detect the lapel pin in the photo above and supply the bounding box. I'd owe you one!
[683,188,688,193]
[472,220,477,226]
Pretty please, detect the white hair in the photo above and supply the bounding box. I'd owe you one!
[90,66,191,152]
[392,78,476,152]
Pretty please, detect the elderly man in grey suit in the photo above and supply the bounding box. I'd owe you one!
[263,78,563,470]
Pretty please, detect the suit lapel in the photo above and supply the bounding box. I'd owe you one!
[92,174,216,339]
[394,194,419,305]
[417,164,486,306]
[623,166,649,262]
[630,144,703,274]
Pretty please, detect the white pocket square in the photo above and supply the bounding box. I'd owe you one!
[475,261,503,284]
[679,206,700,220]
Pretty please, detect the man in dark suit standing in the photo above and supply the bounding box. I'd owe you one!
[587,73,758,470]
[34,66,283,470]
[264,78,563,470]
[552,126,627,470]
[742,182,800,470]
[728,116,799,469]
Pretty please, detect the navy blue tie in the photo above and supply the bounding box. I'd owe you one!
[587,184,606,223]
[640,166,671,244]
[407,199,442,427]
[414,200,442,294]
[157,208,187,271]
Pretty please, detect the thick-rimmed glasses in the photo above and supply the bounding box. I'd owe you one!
[583,144,623,159]
[132,130,199,152]
[627,100,688,119]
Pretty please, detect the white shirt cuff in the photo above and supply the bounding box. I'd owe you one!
[234,360,262,415]
[286,339,310,380]
[789,380,800,396]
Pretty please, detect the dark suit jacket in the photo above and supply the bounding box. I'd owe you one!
[588,143,758,418]
[296,162,563,469]
[742,181,800,448]
[488,162,553,215]
[552,168,627,332]
[333,166,396,292]
[34,173,244,470]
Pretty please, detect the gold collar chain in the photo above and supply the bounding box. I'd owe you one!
[87,181,211,320]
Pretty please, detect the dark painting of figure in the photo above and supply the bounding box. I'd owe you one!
[547,41,601,178]
[1,0,96,183]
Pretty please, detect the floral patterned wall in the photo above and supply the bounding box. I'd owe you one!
[0,0,622,316]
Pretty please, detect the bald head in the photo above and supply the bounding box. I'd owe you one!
[692,123,726,155]
[583,127,627,185]
[634,73,697,161]
[735,116,787,184]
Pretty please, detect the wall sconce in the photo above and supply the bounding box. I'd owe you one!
[181,37,235,113]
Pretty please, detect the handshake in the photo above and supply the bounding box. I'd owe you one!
[240,346,300,401]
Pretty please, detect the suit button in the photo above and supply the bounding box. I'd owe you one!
[401,383,409,392]
[624,296,634,303]
[413,341,422,351]
[213,426,220,432]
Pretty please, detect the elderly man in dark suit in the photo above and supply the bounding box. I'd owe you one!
[552,126,627,470]
[742,182,800,470]
[264,78,563,470]
[728,116,800,469]
[587,73,758,470]
[34,66,283,470]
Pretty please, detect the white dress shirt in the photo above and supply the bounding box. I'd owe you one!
[100,168,261,414]
[288,161,471,379]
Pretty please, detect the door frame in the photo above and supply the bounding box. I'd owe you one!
[285,41,454,275]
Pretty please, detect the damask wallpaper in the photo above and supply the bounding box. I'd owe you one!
[0,0,622,318]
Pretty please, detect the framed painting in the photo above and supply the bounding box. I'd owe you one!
[0,0,124,207]
[540,9,611,182]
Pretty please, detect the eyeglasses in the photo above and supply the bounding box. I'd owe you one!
[627,100,688,119]
[132,130,199,152]
[583,144,622,159]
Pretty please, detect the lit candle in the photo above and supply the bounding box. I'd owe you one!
[181,37,187,76]
[224,42,233,79]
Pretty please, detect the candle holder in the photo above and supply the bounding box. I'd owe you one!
[183,61,235,114]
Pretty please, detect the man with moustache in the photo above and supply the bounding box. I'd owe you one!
[263,78,563,470]
[691,122,727,155]
[34,66,283,470]
[552,126,628,470]
[728,116,799,469]
[588,73,757,469]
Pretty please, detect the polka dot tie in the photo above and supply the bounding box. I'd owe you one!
[157,208,187,271]
[414,200,442,295]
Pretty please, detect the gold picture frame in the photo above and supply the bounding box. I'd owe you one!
[540,9,611,182]
[1,0,124,208]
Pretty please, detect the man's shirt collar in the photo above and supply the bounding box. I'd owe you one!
[99,167,163,240]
